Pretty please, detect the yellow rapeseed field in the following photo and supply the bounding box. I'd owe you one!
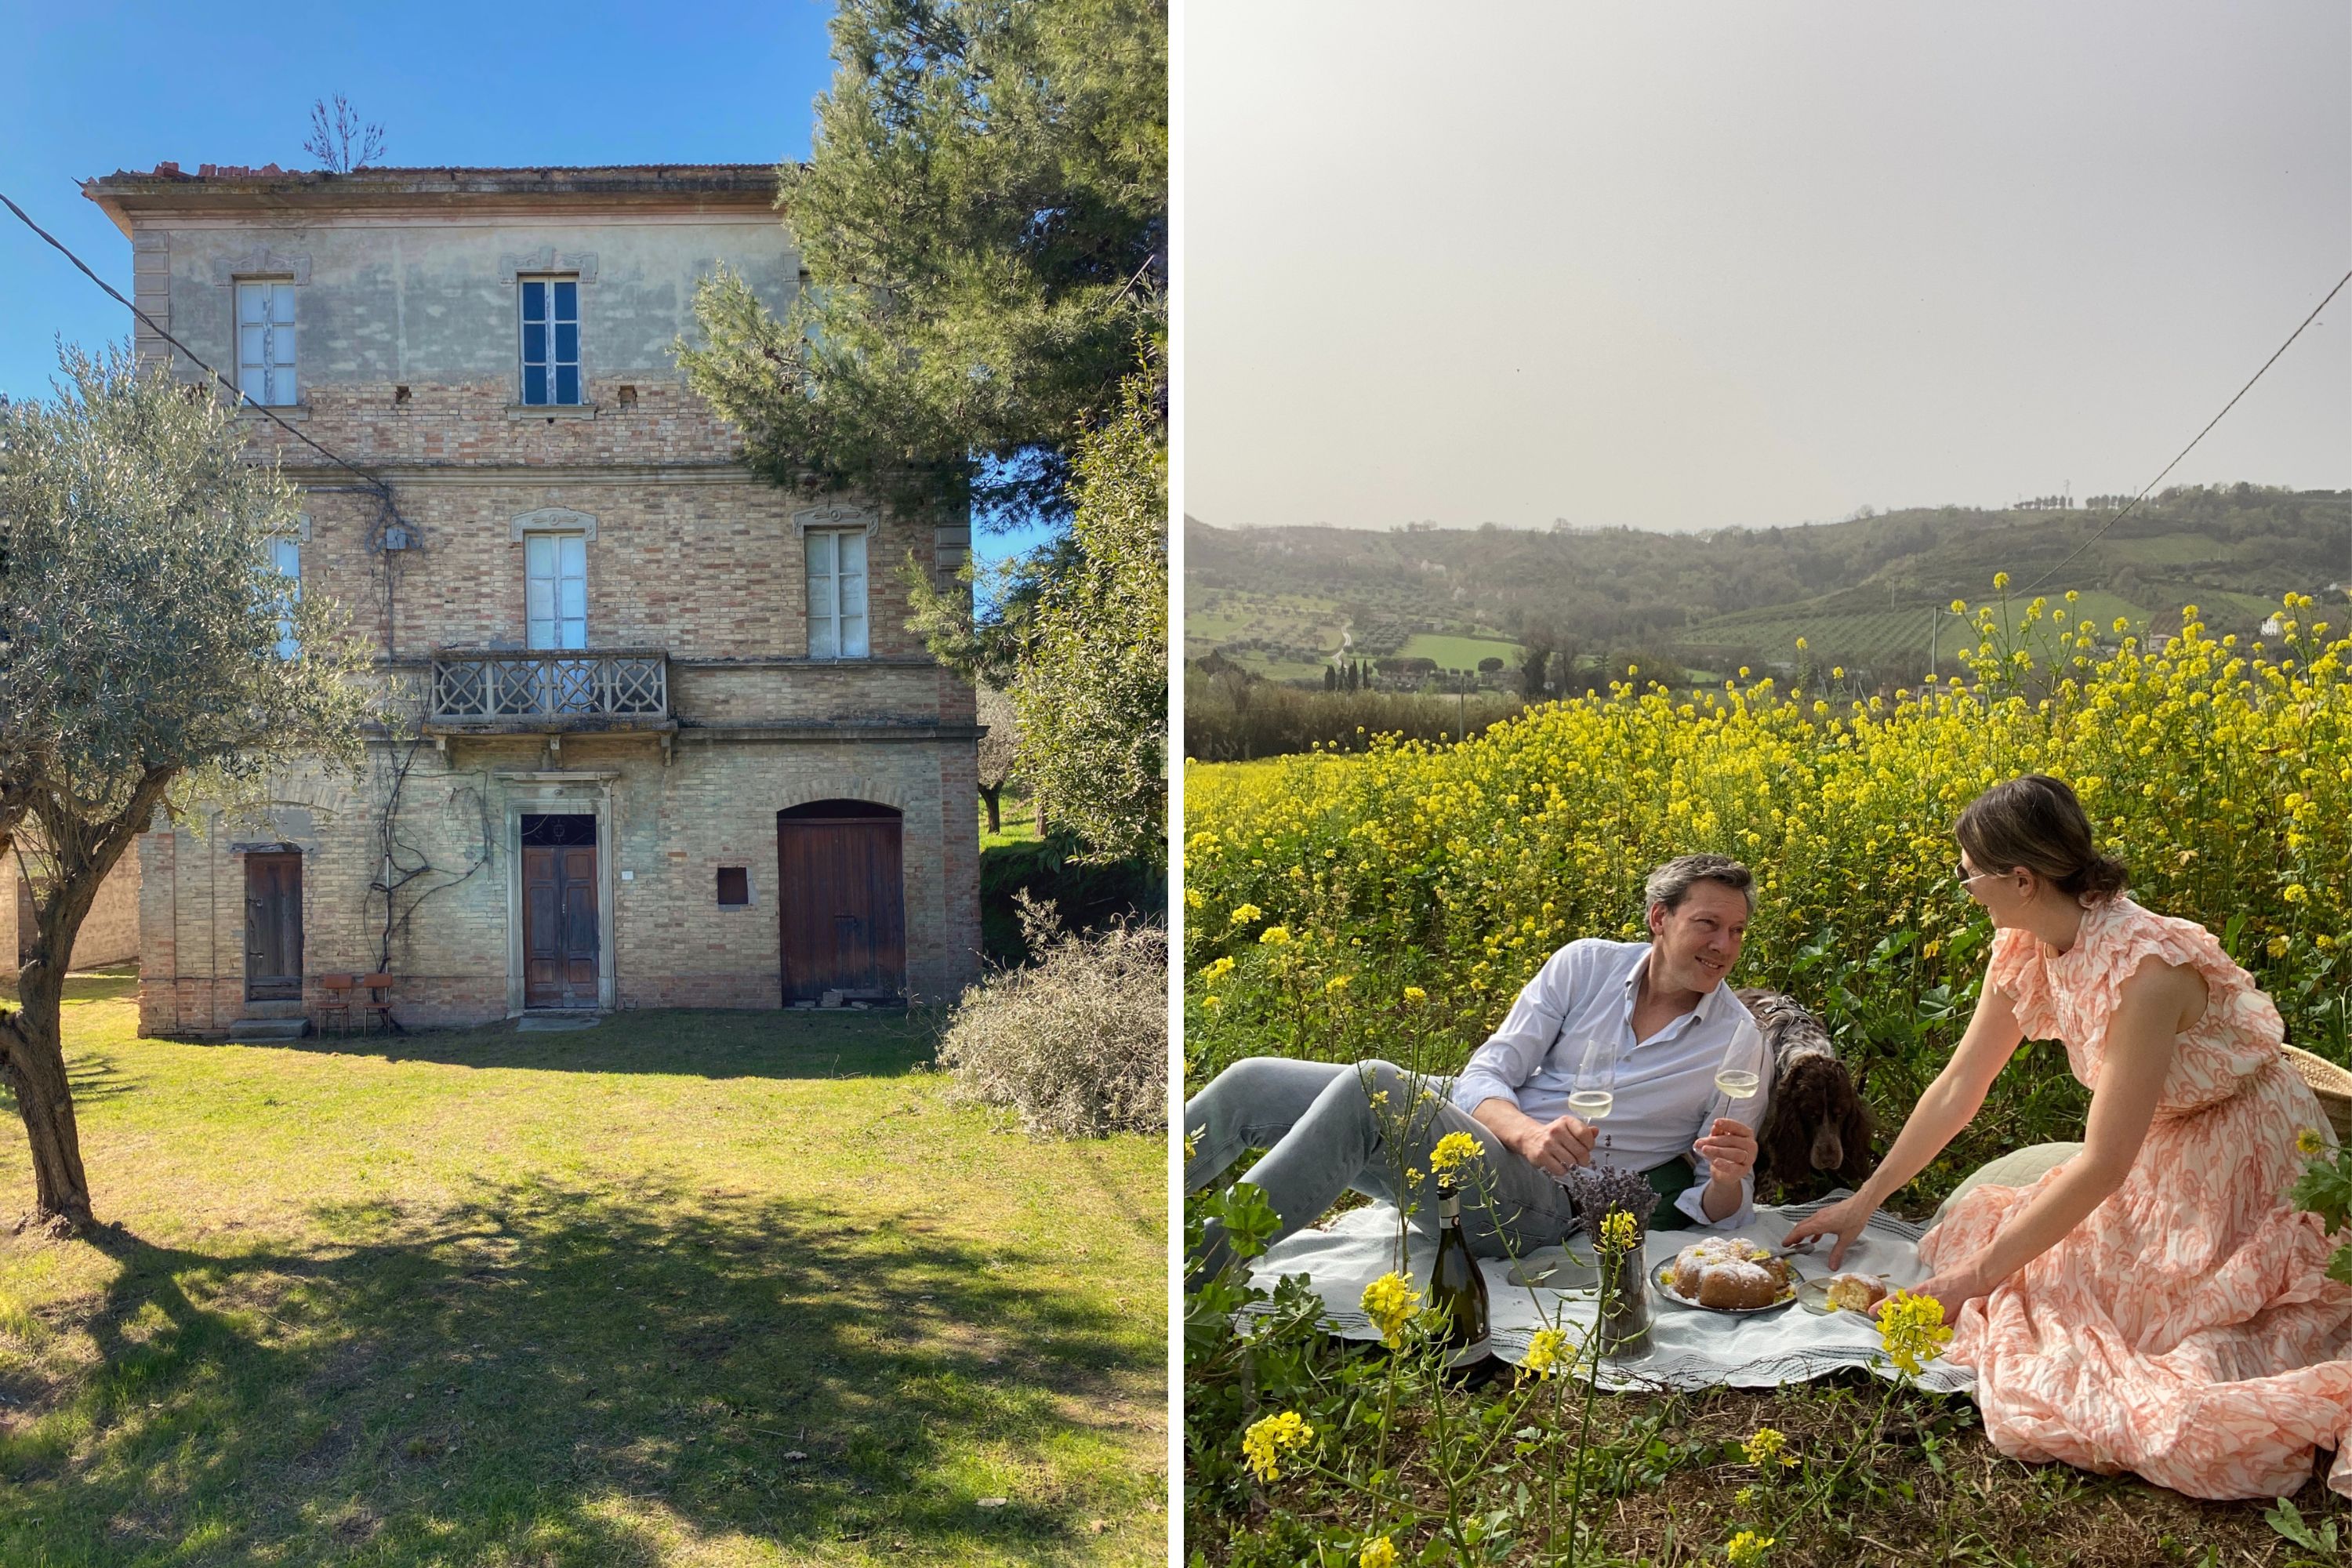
[1183,590,2351,1171]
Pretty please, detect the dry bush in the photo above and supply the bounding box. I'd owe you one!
[938,894,1167,1138]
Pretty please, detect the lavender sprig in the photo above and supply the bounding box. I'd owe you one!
[1563,1163,1661,1243]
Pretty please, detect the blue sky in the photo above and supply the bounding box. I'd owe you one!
[0,0,1055,562]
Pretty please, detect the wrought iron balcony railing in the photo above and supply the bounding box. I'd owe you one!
[428,649,671,729]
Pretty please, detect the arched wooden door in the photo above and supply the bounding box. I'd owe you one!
[777,800,906,1004]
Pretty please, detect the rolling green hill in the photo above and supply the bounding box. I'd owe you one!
[1187,485,2350,685]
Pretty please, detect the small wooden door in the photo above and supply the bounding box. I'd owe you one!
[244,852,303,1001]
[778,803,906,1004]
[522,825,599,1008]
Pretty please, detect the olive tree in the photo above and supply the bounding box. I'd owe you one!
[975,684,1022,836]
[0,344,368,1232]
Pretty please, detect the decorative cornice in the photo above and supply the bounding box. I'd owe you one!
[509,506,598,541]
[499,247,600,285]
[212,245,310,285]
[793,503,880,538]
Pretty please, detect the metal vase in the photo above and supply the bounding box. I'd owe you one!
[1596,1244,1653,1359]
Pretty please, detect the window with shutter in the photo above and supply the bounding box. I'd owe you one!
[805,529,869,659]
[236,281,298,406]
[271,537,301,659]
[525,533,588,649]
[519,277,581,405]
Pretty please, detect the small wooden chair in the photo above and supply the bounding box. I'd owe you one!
[359,973,396,1035]
[315,973,357,1036]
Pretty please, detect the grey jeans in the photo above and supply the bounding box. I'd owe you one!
[1184,1056,1581,1280]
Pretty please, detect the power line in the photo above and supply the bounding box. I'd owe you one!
[1,187,390,495]
[2023,265,2351,593]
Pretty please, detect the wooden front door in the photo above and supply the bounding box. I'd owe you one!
[778,804,906,1004]
[521,818,599,1007]
[244,852,303,1002]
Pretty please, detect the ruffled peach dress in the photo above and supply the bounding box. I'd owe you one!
[1919,896,2352,1499]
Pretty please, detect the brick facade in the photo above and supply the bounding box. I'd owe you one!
[85,165,983,1033]
[0,851,141,978]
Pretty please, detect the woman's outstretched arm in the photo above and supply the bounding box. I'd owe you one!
[1915,955,2200,1311]
[1783,974,2025,1265]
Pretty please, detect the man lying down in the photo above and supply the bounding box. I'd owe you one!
[1185,854,1768,1283]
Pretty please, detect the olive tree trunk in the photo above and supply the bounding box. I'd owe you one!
[0,964,91,1232]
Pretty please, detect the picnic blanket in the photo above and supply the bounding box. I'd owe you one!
[1236,1192,1976,1395]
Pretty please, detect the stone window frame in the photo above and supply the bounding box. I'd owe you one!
[794,505,881,662]
[499,249,598,413]
[213,248,310,412]
[512,509,597,652]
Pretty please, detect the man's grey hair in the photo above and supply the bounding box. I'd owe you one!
[1644,853,1756,916]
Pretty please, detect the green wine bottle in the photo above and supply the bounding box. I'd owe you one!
[1429,1182,1490,1362]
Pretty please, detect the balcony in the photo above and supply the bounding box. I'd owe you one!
[426,649,676,745]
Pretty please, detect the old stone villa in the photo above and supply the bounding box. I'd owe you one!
[79,163,982,1035]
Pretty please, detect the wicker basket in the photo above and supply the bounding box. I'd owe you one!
[2284,1044,2352,1144]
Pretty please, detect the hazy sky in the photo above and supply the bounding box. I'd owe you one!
[1183,1,2351,533]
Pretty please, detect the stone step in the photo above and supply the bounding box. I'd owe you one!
[241,999,308,1019]
[517,1011,601,1033]
[227,1018,311,1041]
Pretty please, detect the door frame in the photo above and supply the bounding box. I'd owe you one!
[775,800,908,1006]
[241,848,305,1002]
[496,770,618,1015]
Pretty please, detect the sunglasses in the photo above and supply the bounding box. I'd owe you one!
[1953,862,1998,888]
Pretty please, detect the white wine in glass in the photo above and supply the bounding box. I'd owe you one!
[1713,1069,1761,1101]
[1566,1087,1615,1121]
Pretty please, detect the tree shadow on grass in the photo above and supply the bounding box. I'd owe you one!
[253,1007,948,1083]
[0,1180,1160,1566]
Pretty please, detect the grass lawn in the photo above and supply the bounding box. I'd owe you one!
[0,971,1167,1566]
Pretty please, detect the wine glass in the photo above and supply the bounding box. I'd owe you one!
[1712,1025,1768,1129]
[1563,1033,1617,1165]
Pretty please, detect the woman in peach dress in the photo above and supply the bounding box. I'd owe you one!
[1786,775,2352,1500]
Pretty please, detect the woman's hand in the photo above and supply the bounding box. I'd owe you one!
[1781,1191,1878,1269]
[1910,1259,1990,1320]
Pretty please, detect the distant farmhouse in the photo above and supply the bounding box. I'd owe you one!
[79,163,982,1036]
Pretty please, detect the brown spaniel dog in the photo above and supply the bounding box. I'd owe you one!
[1737,988,1875,1199]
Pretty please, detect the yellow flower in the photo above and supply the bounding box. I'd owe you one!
[1240,1410,1313,1482]
[2284,884,2308,904]
[1202,993,1221,1010]
[1229,903,1263,927]
[1795,637,1808,651]
[2267,936,2291,959]
[1726,1530,1776,1566]
[1260,925,1292,946]
[1741,1426,1793,1468]
[1875,1290,1955,1375]
[1183,887,1204,909]
[1200,955,1236,982]
[1993,572,2010,590]
[1359,1537,1398,1568]
[1733,1484,1758,1506]
[1520,1326,1570,1378]
[1949,599,1966,615]
[1598,1210,1637,1253]
[1403,985,1428,1004]
[2297,1127,2327,1156]
[1361,1272,1424,1348]
[1428,1131,1483,1180]
[1325,974,1352,994]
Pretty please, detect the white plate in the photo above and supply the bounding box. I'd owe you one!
[1650,1254,1810,1314]
[1795,1274,1893,1316]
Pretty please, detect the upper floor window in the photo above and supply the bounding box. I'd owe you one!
[525,533,587,649]
[806,529,869,659]
[236,281,297,406]
[270,537,301,659]
[519,278,580,405]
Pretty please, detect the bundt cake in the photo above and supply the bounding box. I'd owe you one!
[1667,1237,1792,1309]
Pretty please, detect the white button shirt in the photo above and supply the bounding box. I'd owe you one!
[1451,938,1770,1229]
